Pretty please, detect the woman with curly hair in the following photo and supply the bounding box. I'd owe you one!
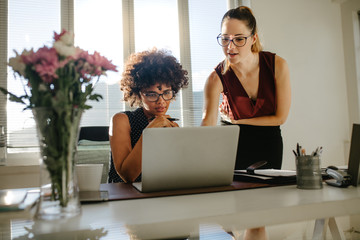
[108,48,188,183]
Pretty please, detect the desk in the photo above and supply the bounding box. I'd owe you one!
[2,184,360,239]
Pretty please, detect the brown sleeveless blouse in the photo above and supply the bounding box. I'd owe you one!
[215,51,276,120]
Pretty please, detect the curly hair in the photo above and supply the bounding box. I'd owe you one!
[120,48,189,107]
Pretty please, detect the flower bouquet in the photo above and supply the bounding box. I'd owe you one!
[0,30,117,219]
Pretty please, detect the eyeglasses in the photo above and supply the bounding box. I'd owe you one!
[217,34,253,47]
[142,90,175,102]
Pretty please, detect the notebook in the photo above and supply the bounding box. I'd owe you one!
[132,125,240,193]
[347,123,360,186]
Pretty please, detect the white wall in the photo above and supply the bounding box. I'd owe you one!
[341,0,360,128]
[251,0,355,170]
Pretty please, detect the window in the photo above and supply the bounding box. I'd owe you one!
[74,0,124,127]
[6,0,60,148]
[1,0,228,159]
[188,0,226,126]
[134,0,183,123]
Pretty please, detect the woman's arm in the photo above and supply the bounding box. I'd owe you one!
[201,71,223,126]
[109,113,179,183]
[109,113,142,183]
[227,55,291,126]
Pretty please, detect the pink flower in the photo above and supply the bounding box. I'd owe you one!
[71,49,117,80]
[22,47,60,83]
[6,29,119,110]
[35,63,59,83]
[86,51,117,72]
[72,47,84,59]
[54,29,70,42]
[94,66,102,75]
[59,58,71,68]
[21,50,38,65]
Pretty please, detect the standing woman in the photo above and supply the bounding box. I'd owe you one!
[109,48,188,183]
[201,6,291,239]
[202,6,291,169]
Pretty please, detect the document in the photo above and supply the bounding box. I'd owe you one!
[234,169,297,184]
[234,169,296,177]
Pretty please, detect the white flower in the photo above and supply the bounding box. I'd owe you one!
[8,50,26,76]
[59,31,74,46]
[53,41,76,57]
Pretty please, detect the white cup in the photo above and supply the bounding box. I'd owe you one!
[76,164,103,191]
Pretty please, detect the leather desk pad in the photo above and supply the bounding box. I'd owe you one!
[100,181,277,201]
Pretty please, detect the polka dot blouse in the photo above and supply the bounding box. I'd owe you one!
[108,108,149,183]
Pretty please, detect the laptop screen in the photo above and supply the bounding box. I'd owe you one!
[348,123,360,186]
[135,125,240,193]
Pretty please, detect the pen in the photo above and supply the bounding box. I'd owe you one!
[301,148,306,156]
[299,145,303,156]
[167,118,179,121]
[292,150,298,157]
[312,147,318,156]
[318,146,323,156]
[296,143,300,156]
[149,117,179,122]
[313,146,323,156]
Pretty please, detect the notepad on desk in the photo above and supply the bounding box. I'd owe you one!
[234,169,297,184]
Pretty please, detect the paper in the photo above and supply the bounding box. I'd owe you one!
[234,169,297,184]
[234,173,274,180]
[234,169,296,177]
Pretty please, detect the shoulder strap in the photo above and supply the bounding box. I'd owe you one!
[260,51,276,74]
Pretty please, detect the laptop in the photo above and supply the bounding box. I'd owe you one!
[347,123,360,186]
[132,125,239,193]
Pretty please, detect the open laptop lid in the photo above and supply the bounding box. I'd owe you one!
[134,125,239,193]
[348,123,360,186]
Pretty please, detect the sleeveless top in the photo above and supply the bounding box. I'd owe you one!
[108,107,149,183]
[216,51,276,120]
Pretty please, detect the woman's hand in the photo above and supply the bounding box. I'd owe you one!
[219,101,235,124]
[147,115,179,128]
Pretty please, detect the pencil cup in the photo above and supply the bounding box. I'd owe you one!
[295,155,323,189]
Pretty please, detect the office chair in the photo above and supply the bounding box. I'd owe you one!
[78,126,109,142]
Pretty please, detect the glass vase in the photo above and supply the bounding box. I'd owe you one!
[33,107,83,220]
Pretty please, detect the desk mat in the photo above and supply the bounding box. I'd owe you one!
[100,181,276,201]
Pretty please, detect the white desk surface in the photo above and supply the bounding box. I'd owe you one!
[2,184,360,239]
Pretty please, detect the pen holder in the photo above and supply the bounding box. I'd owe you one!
[295,155,323,189]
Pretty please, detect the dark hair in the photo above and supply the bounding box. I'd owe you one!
[120,48,189,107]
[221,6,262,53]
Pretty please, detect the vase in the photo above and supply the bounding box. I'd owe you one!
[32,107,83,220]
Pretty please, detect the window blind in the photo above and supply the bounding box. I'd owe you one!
[5,0,61,148]
[0,0,7,146]
[188,0,227,126]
